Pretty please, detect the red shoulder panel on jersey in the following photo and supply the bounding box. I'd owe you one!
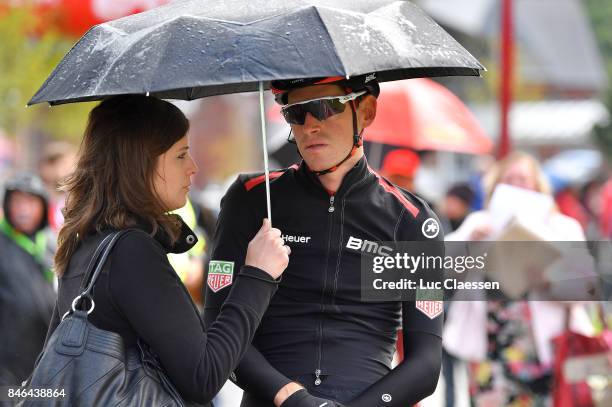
[243,164,299,192]
[367,166,420,218]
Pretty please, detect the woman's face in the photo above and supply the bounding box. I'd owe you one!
[153,136,198,211]
[499,159,538,191]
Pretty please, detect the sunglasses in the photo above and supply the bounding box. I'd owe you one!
[280,91,366,125]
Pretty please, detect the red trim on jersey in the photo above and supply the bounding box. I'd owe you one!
[368,166,420,218]
[243,165,298,191]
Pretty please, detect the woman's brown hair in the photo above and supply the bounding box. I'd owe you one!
[55,95,189,276]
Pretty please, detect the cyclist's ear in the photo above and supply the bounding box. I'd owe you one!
[358,94,377,129]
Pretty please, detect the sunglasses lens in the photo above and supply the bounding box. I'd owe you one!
[281,105,305,125]
[281,99,347,125]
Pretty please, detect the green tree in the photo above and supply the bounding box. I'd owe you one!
[0,7,93,142]
[585,0,612,160]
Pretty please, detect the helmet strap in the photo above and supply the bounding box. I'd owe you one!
[311,100,362,176]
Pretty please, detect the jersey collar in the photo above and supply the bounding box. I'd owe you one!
[297,155,371,198]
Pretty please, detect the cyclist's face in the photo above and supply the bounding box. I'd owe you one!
[287,84,358,172]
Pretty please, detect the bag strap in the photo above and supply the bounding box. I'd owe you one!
[70,230,132,314]
[78,232,115,293]
[82,230,131,295]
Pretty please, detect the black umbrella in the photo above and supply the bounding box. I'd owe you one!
[29,0,485,220]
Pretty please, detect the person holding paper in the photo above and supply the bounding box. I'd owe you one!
[444,151,593,406]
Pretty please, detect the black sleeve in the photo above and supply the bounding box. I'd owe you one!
[203,177,293,400]
[109,231,279,405]
[399,205,445,336]
[348,203,444,406]
[348,332,442,407]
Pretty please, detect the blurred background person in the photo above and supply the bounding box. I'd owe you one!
[436,182,475,407]
[38,141,77,232]
[580,178,607,241]
[0,172,56,386]
[168,198,207,309]
[601,177,612,239]
[444,151,594,407]
[440,183,475,233]
[555,185,590,233]
[379,148,421,192]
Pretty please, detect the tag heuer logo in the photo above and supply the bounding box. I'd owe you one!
[207,261,234,292]
[416,301,443,319]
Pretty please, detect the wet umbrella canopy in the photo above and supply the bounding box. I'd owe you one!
[29,0,485,221]
[29,0,484,105]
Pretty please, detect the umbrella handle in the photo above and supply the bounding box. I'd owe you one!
[259,81,272,225]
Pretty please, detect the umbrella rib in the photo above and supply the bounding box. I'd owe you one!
[311,7,349,78]
[29,27,98,105]
[93,19,182,96]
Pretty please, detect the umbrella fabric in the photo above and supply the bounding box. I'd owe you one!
[29,0,484,105]
[364,78,492,154]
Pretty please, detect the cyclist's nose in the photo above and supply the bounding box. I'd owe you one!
[302,112,321,134]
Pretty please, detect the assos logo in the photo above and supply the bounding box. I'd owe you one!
[421,218,440,239]
[346,236,392,256]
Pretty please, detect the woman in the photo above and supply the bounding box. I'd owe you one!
[444,151,593,407]
[45,95,290,405]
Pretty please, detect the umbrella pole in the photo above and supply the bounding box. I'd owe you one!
[259,81,273,224]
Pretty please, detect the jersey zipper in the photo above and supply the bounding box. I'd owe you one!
[315,194,335,385]
[331,180,366,298]
[328,195,335,212]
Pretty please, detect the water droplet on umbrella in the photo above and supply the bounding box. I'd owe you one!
[286,32,291,35]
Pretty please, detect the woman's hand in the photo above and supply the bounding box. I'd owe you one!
[245,218,290,279]
[469,223,493,241]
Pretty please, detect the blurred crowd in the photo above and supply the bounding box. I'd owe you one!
[1,141,611,406]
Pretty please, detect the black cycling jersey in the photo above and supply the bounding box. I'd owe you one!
[204,156,444,406]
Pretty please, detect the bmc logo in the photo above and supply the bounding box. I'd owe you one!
[346,236,392,256]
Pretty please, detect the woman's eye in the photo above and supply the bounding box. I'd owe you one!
[178,154,186,159]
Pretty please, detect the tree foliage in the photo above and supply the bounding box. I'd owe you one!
[0,7,93,141]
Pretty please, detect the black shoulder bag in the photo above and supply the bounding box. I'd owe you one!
[18,230,195,406]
